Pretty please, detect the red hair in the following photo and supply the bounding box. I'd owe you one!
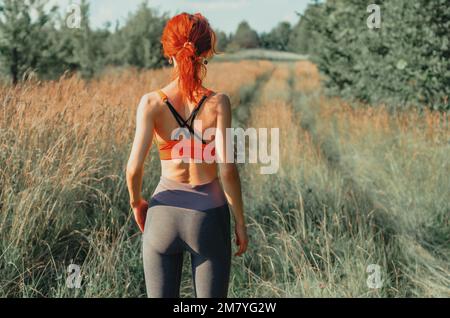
[161,13,218,103]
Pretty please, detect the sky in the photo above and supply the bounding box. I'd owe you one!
[53,0,311,34]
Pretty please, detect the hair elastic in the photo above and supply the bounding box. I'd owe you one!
[183,41,194,49]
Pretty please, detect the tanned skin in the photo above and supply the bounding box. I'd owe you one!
[126,73,248,257]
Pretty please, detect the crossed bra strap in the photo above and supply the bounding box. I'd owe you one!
[157,89,212,144]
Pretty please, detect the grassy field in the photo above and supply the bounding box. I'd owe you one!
[214,48,308,62]
[0,60,449,297]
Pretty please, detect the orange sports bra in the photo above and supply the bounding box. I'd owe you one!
[156,89,216,161]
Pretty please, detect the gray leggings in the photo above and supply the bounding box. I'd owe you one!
[142,176,231,298]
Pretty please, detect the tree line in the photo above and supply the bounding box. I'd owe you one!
[1,0,447,110]
[0,0,301,84]
[292,0,449,111]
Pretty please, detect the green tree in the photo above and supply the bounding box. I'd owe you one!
[106,2,167,69]
[231,21,259,49]
[215,30,230,53]
[0,0,57,84]
[260,22,292,51]
[308,0,449,110]
[68,0,103,79]
[287,3,324,55]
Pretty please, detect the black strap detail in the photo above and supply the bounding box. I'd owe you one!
[166,102,187,128]
[164,94,209,144]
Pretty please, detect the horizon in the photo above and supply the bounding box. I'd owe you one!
[51,0,311,34]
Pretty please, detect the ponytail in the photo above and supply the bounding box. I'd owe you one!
[161,13,217,104]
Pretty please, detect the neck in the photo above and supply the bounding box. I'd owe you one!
[165,78,208,103]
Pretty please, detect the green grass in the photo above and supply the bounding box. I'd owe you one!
[0,61,448,298]
[215,49,308,62]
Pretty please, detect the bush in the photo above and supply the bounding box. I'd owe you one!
[290,0,450,110]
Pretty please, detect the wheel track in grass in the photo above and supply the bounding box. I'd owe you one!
[290,62,450,296]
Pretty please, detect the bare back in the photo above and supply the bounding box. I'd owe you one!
[151,87,225,185]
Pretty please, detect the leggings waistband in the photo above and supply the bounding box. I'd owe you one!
[150,176,228,211]
[159,176,220,190]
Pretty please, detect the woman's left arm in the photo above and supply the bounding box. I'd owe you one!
[126,93,156,211]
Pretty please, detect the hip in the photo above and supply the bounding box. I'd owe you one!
[149,176,228,212]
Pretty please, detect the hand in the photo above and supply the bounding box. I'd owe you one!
[234,223,248,257]
[132,199,148,233]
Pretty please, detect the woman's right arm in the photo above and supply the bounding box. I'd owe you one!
[216,93,248,256]
[126,93,157,232]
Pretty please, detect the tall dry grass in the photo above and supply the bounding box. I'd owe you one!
[0,58,448,297]
[288,60,449,297]
[0,60,273,297]
[224,60,449,297]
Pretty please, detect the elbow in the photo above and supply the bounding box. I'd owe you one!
[126,163,142,179]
